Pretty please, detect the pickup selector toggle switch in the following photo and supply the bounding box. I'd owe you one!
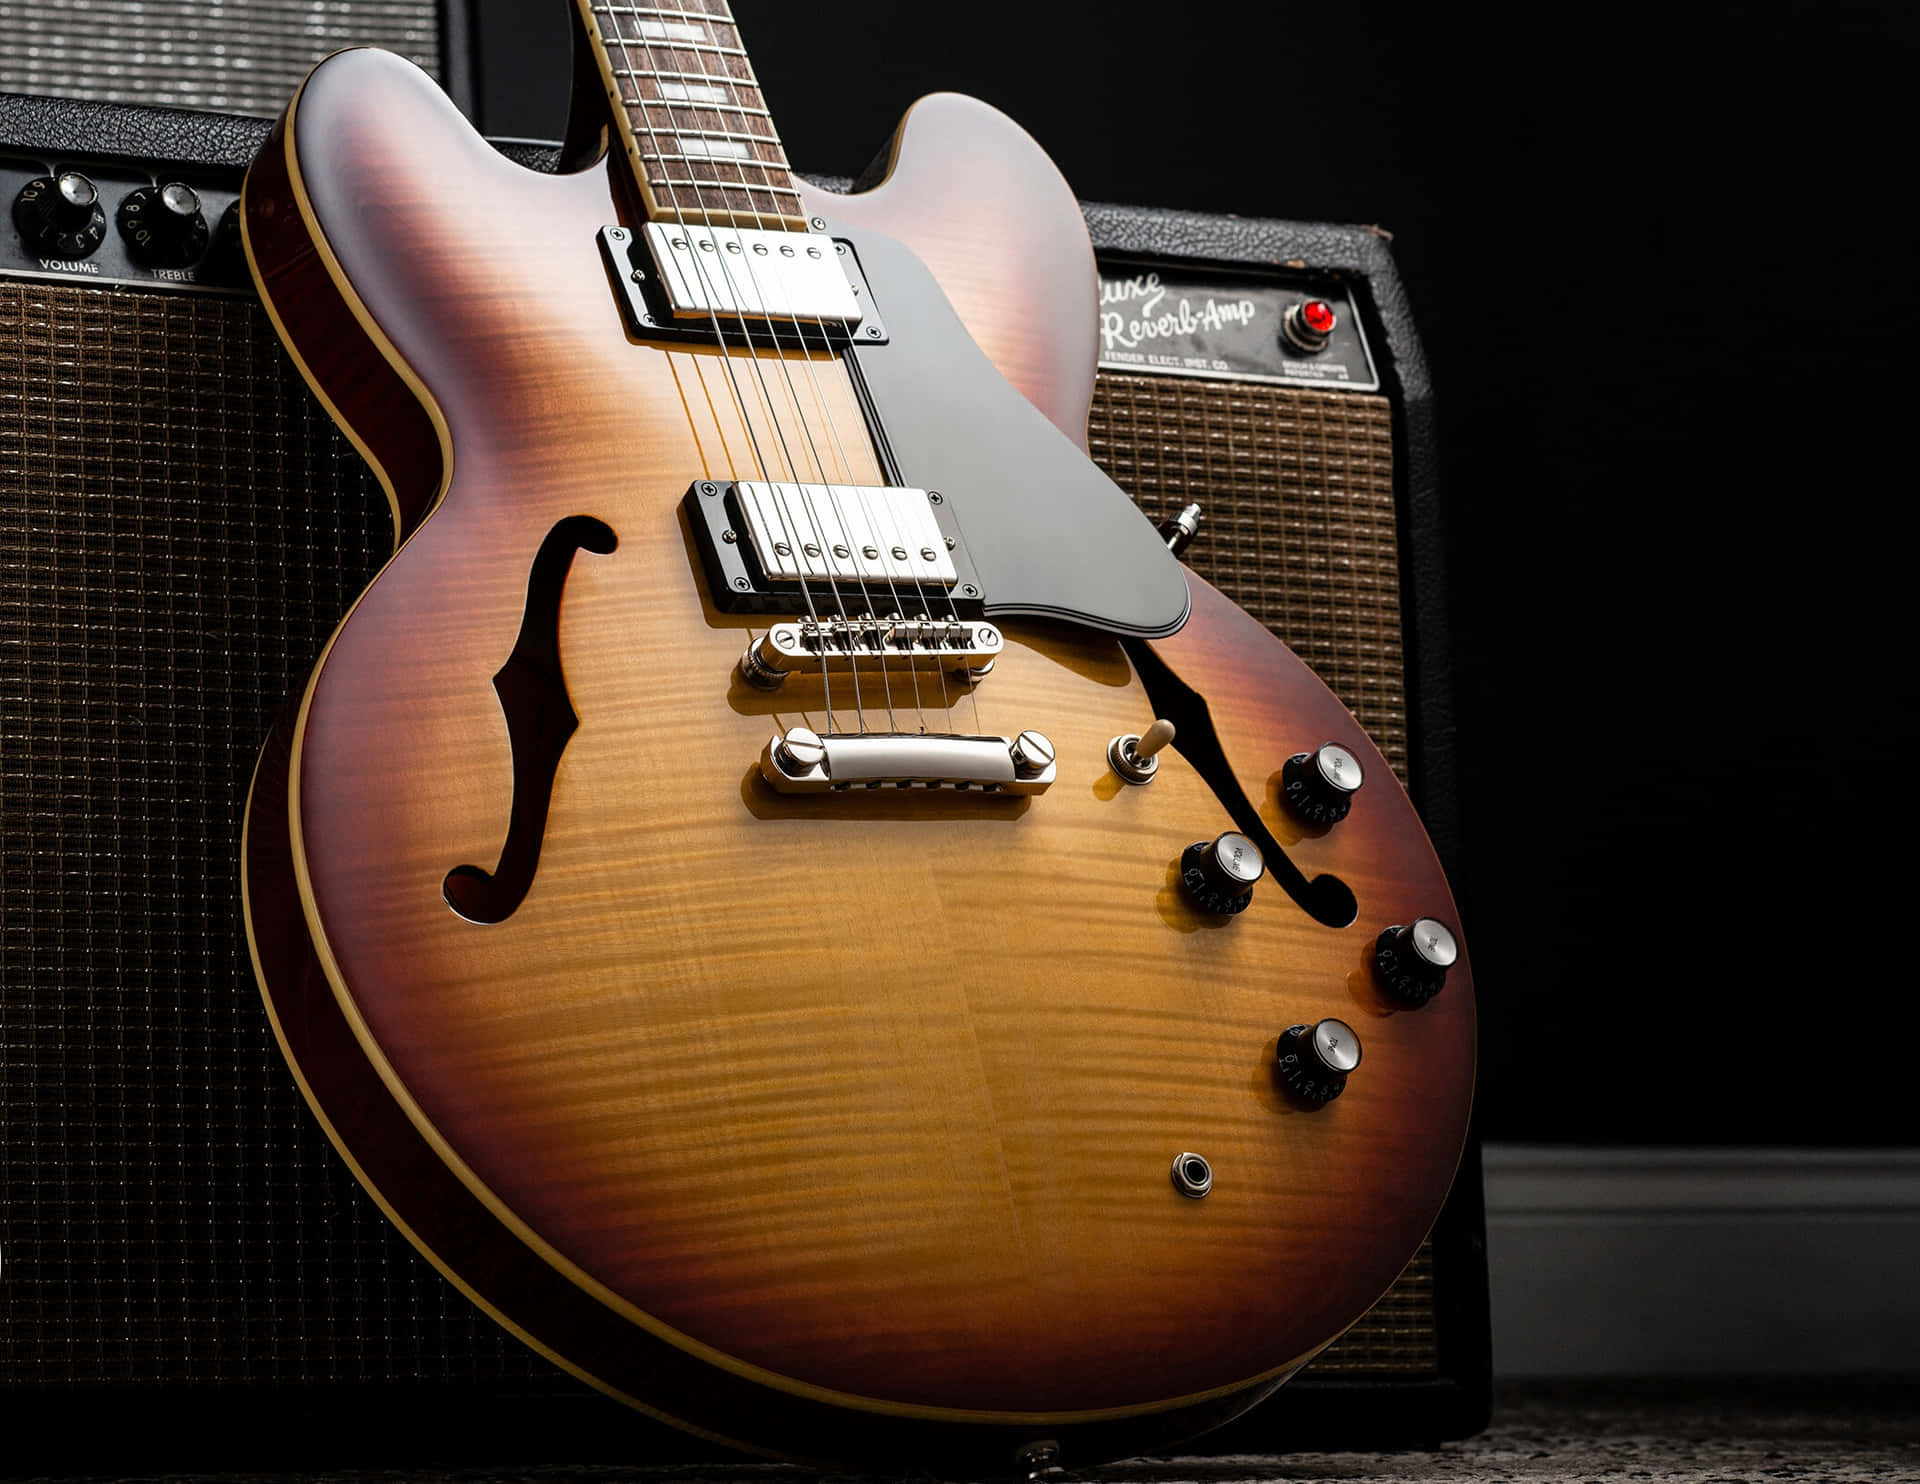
[1277,1019,1361,1104]
[1109,717,1175,784]
[1179,831,1264,915]
[117,182,209,268]
[1281,742,1363,825]
[1373,917,1458,1005]
[13,172,107,258]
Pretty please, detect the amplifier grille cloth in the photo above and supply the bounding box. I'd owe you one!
[0,282,1429,1389]
[1089,370,1431,1377]
[0,1,440,115]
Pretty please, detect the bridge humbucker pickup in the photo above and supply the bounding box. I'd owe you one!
[735,481,957,587]
[685,479,983,616]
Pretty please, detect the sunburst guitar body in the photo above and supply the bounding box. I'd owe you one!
[239,4,1475,1471]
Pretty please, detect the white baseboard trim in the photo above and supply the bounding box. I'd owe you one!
[1481,1145,1920,1377]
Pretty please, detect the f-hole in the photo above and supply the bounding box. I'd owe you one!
[444,515,618,924]
[1124,637,1359,929]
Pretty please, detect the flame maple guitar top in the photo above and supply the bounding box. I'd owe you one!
[242,46,1474,1463]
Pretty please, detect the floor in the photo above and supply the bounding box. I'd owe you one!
[7,1384,1917,1483]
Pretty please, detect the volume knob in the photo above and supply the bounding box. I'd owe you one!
[1277,1019,1361,1104]
[117,182,209,268]
[1178,831,1264,915]
[1373,917,1459,1005]
[12,172,107,259]
[1281,742,1363,825]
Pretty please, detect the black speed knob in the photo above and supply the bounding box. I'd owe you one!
[1281,742,1364,825]
[1178,831,1264,915]
[118,182,209,268]
[12,172,107,258]
[1373,917,1459,1005]
[1277,1019,1361,1104]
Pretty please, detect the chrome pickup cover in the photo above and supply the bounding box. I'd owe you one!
[644,223,863,325]
[736,482,957,587]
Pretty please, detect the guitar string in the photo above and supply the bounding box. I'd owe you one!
[619,9,870,734]
[635,7,901,739]
[633,3,906,735]
[663,0,983,739]
[591,4,839,727]
[606,5,871,734]
[660,5,956,736]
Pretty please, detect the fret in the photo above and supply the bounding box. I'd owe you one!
[618,68,755,92]
[638,153,790,176]
[596,4,736,22]
[624,122,783,149]
[631,94,771,119]
[599,38,750,60]
[649,177,799,197]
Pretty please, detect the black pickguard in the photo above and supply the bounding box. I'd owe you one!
[832,218,1192,640]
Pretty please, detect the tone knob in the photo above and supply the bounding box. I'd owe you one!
[1282,297,1337,353]
[213,197,246,271]
[1276,1018,1361,1104]
[117,182,209,268]
[1280,742,1363,825]
[12,172,107,259]
[1178,831,1264,915]
[1373,917,1459,1005]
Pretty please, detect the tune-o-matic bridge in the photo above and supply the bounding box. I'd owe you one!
[760,727,1056,796]
[740,616,1002,688]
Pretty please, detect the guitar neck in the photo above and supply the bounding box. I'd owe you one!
[575,0,807,229]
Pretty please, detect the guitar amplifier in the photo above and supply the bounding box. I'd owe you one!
[0,0,466,117]
[0,91,1488,1468]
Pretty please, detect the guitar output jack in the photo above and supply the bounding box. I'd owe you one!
[1171,1151,1213,1199]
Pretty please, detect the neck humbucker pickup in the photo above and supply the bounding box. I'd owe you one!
[646,222,861,324]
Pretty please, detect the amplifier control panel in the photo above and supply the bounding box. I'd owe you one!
[1097,256,1379,391]
[2,150,248,295]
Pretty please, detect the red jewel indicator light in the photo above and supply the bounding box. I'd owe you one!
[1282,296,1338,353]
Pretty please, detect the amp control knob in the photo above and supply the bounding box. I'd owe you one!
[1178,831,1264,915]
[1373,917,1458,1005]
[1281,742,1363,825]
[1277,1019,1361,1104]
[12,172,107,259]
[118,182,209,267]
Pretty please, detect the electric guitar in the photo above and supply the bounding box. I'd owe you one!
[240,2,1476,1469]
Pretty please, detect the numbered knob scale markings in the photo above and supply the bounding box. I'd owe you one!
[117,182,209,268]
[12,172,106,258]
[1178,831,1265,915]
[1373,918,1459,1005]
[1281,741,1363,825]
[1277,1019,1362,1105]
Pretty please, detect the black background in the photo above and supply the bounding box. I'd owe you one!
[471,3,1917,1147]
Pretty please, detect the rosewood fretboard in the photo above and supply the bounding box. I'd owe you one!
[576,0,805,227]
